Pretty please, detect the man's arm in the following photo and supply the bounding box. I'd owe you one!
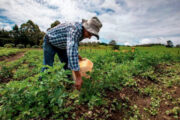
[67,27,83,90]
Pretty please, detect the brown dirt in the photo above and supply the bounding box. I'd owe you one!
[128,81,179,120]
[118,87,151,119]
[0,52,25,62]
[154,64,169,74]
[68,85,179,120]
[133,63,180,120]
[67,62,180,120]
[67,90,130,120]
[134,76,153,88]
[0,78,12,84]
[155,86,180,120]
[66,87,150,120]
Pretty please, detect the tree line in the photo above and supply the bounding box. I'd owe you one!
[0,20,61,48]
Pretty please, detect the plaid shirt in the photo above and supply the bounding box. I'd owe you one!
[47,22,83,71]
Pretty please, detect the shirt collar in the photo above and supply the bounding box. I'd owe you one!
[77,22,84,42]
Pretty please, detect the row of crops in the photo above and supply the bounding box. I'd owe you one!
[0,47,180,119]
[0,47,23,57]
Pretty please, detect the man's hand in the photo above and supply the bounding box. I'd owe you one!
[78,55,83,61]
[75,77,83,90]
[73,71,83,90]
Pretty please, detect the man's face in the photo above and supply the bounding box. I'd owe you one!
[83,29,92,39]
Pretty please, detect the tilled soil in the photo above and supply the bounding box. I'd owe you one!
[69,63,180,120]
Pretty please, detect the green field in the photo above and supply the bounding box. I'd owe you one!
[0,46,180,120]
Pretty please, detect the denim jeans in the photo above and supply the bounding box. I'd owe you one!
[42,35,69,72]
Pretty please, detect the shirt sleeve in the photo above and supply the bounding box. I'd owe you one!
[67,27,80,71]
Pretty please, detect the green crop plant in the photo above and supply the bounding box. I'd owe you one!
[166,107,180,119]
[139,85,162,97]
[0,46,180,119]
[0,48,22,57]
[0,63,74,119]
[129,105,141,120]
[144,97,161,116]
[0,65,13,80]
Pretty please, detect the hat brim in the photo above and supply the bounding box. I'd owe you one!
[86,29,99,40]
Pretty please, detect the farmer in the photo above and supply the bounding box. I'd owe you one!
[42,16,102,90]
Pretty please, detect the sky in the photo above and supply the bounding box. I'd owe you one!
[0,0,180,46]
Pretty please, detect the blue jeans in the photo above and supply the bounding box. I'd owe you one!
[42,35,69,72]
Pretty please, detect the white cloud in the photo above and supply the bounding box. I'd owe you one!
[139,37,180,46]
[0,0,180,45]
[124,42,131,46]
[101,0,122,12]
[4,25,12,31]
[0,22,13,30]
[0,0,58,30]
[82,36,99,43]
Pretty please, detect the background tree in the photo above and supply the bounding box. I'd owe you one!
[99,42,108,46]
[0,29,13,46]
[0,20,60,47]
[47,20,60,31]
[176,44,180,48]
[19,20,43,46]
[12,24,20,45]
[109,40,119,50]
[166,40,173,48]
[109,40,116,46]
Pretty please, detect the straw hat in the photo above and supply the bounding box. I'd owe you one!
[72,58,93,80]
[82,17,102,40]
